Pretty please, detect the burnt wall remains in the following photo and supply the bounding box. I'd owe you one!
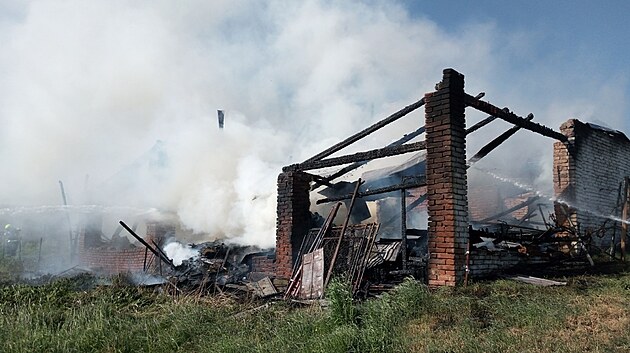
[78,221,175,274]
[553,119,630,248]
[275,171,312,279]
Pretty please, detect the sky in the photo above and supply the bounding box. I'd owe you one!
[0,0,628,247]
[403,0,630,133]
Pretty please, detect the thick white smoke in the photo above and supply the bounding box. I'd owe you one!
[163,241,199,266]
[0,1,626,248]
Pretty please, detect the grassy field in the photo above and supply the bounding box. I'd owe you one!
[0,262,629,352]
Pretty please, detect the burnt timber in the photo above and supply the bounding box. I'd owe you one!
[283,141,426,172]
[303,97,426,163]
[464,94,568,142]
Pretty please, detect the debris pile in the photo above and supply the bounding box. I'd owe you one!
[120,221,278,299]
[168,242,257,295]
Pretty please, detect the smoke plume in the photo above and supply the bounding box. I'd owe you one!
[0,0,626,248]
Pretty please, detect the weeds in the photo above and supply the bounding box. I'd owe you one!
[0,270,629,352]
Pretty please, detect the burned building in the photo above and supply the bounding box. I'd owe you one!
[274,68,630,292]
[13,68,627,296]
[77,219,175,274]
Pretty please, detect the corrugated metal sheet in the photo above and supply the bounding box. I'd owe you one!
[367,241,401,268]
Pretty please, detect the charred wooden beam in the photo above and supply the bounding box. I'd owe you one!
[466,115,498,135]
[316,177,426,204]
[119,221,175,269]
[464,94,568,142]
[468,113,534,164]
[151,240,171,266]
[311,126,427,190]
[400,188,407,270]
[303,98,425,163]
[324,179,363,288]
[284,141,426,172]
[302,172,334,187]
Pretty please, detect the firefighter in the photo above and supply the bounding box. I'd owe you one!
[4,224,20,256]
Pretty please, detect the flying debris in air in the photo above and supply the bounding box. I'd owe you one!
[218,110,225,129]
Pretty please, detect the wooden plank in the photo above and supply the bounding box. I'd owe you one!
[300,252,314,299]
[312,248,324,299]
[509,275,566,286]
[257,277,278,297]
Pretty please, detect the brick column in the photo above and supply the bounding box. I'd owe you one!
[425,68,469,286]
[275,171,311,279]
[553,119,577,228]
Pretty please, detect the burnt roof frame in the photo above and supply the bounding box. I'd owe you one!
[464,93,568,142]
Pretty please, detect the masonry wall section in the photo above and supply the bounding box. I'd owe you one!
[468,249,549,277]
[275,171,312,279]
[78,221,174,274]
[424,68,469,286]
[553,119,630,248]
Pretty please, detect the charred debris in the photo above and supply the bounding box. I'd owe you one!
[115,74,625,301]
[8,70,628,302]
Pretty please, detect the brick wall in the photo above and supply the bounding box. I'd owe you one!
[424,68,469,286]
[78,221,175,274]
[79,247,152,273]
[275,171,312,279]
[469,248,548,277]
[249,254,276,277]
[553,119,630,247]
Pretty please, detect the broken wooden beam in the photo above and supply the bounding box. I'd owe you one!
[468,113,534,164]
[464,94,568,142]
[315,177,427,204]
[303,172,334,187]
[284,141,426,172]
[312,125,427,189]
[119,220,175,269]
[466,115,498,135]
[303,97,425,163]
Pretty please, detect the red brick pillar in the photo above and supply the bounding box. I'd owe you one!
[553,119,577,228]
[425,68,469,286]
[275,171,311,279]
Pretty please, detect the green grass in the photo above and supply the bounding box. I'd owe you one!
[1,265,630,352]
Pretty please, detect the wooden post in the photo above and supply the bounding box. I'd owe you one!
[401,188,407,270]
[324,179,363,288]
[37,238,43,270]
[59,180,74,261]
[621,177,630,261]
